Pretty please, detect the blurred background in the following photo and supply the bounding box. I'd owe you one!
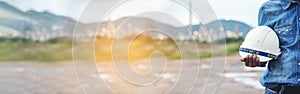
[0,0,268,94]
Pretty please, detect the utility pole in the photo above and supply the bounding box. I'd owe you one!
[189,0,192,34]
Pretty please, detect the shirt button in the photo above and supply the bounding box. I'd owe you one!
[298,63,300,66]
[298,79,300,81]
[299,18,300,20]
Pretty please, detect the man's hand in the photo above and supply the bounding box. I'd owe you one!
[240,54,260,67]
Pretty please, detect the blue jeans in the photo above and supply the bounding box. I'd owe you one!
[265,85,300,94]
[265,87,284,94]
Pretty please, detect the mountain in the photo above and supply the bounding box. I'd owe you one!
[93,17,252,41]
[218,20,252,38]
[187,20,252,38]
[0,1,252,41]
[0,1,83,40]
[91,17,190,40]
[0,1,26,20]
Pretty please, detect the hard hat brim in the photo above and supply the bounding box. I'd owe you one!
[239,51,272,62]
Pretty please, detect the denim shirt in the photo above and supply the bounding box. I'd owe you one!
[258,0,300,87]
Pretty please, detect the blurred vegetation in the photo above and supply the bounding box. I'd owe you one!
[95,34,181,62]
[0,36,243,62]
[95,35,243,62]
[0,37,72,62]
[181,38,243,59]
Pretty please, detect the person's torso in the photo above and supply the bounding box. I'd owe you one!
[259,0,300,87]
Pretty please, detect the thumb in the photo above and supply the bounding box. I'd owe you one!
[240,58,245,62]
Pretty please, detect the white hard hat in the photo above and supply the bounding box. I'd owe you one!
[239,26,281,62]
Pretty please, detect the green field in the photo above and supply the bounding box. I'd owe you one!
[0,37,242,62]
[180,39,242,59]
[0,38,72,62]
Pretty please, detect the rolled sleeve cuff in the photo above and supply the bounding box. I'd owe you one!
[259,62,267,67]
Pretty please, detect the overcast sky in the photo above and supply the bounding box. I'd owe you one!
[1,0,268,27]
[209,0,268,27]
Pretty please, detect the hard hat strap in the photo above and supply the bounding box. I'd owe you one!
[239,48,278,59]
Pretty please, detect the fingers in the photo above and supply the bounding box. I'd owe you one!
[241,54,260,67]
[255,56,260,67]
[249,55,254,67]
[253,55,260,67]
[244,55,249,66]
[252,55,258,67]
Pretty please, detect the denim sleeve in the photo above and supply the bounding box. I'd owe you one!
[258,6,270,67]
[258,5,271,27]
